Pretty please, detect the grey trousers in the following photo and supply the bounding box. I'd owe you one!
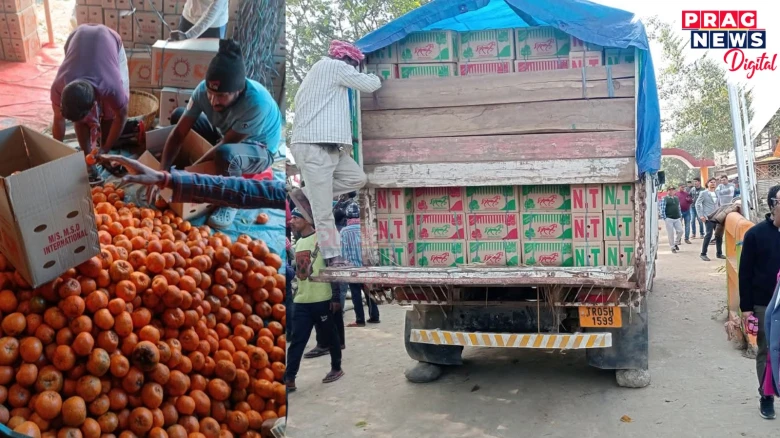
[756,305,769,395]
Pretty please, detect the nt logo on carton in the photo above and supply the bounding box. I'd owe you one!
[416,241,465,268]
[605,242,634,267]
[379,242,415,267]
[522,241,573,267]
[415,213,465,240]
[376,188,413,214]
[466,186,516,212]
[603,183,634,210]
[521,185,571,211]
[467,213,519,240]
[377,215,414,242]
[522,213,572,240]
[468,241,519,266]
[574,242,604,267]
[415,187,464,211]
[603,210,634,241]
[571,185,603,211]
[572,212,602,241]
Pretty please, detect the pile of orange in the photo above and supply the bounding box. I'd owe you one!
[0,184,286,438]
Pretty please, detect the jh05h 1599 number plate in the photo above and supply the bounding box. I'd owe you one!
[578,306,622,328]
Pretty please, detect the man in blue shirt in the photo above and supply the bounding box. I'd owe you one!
[161,39,282,229]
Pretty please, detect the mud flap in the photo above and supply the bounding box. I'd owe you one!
[586,303,648,370]
[404,308,463,366]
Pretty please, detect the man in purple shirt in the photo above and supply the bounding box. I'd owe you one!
[676,183,694,244]
[50,24,129,183]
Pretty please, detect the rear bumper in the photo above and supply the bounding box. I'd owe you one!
[410,330,612,349]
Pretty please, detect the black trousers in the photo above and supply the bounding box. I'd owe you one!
[701,220,723,257]
[284,300,342,382]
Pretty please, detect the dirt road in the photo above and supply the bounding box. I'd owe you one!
[287,236,773,438]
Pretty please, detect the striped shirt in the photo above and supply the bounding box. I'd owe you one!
[291,58,381,145]
[170,169,286,209]
[340,222,363,267]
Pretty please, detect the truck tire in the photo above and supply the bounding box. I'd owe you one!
[404,309,463,367]
[615,368,651,388]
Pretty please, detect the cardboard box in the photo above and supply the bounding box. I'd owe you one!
[158,87,179,126]
[521,213,572,240]
[376,188,413,214]
[603,183,634,210]
[163,15,179,39]
[467,213,519,240]
[571,184,603,212]
[1,31,38,62]
[398,63,457,79]
[378,242,415,267]
[605,242,635,267]
[468,241,519,266]
[572,211,603,241]
[103,9,120,33]
[228,0,240,20]
[520,185,571,211]
[162,0,186,14]
[226,20,235,39]
[571,36,602,52]
[398,31,457,63]
[3,0,32,13]
[115,0,132,9]
[128,49,153,87]
[416,241,466,268]
[465,186,517,212]
[414,187,464,212]
[0,126,100,288]
[366,43,398,64]
[514,57,568,73]
[604,48,635,65]
[6,6,36,39]
[570,51,603,69]
[603,210,634,242]
[574,242,604,267]
[85,0,101,6]
[459,29,514,61]
[515,26,570,60]
[88,6,103,24]
[415,213,465,240]
[177,88,193,109]
[365,64,398,80]
[141,0,163,11]
[102,0,117,9]
[458,60,513,76]
[152,39,219,88]
[0,14,9,38]
[0,40,4,59]
[134,11,163,45]
[118,10,133,41]
[377,214,414,243]
[139,127,216,220]
[522,241,573,267]
[74,5,89,25]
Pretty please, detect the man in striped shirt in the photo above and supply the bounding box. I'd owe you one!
[288,40,382,268]
[341,202,380,326]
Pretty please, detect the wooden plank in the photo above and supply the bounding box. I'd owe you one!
[362,131,636,165]
[364,157,637,188]
[362,98,635,140]
[361,65,635,110]
[314,266,636,288]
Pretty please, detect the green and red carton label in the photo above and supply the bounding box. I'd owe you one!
[468,241,519,266]
[377,215,414,242]
[572,212,603,241]
[605,242,634,267]
[416,241,466,267]
[414,187,464,212]
[465,186,517,212]
[379,242,415,267]
[602,210,634,241]
[376,188,414,214]
[603,183,634,210]
[570,185,603,211]
[574,242,604,267]
[467,213,519,240]
[521,213,573,240]
[398,31,458,63]
[521,185,571,211]
[522,241,574,267]
[415,213,465,240]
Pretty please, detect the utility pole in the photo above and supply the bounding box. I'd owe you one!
[727,83,752,221]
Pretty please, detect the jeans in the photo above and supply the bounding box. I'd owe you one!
[756,305,769,395]
[171,107,274,177]
[349,283,379,323]
[284,300,342,382]
[315,284,345,348]
[681,210,691,240]
[285,265,294,340]
[701,220,723,257]
[178,16,226,38]
[691,207,704,236]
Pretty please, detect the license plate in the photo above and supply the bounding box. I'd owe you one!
[578,306,622,328]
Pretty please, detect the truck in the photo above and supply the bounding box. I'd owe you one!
[316,0,662,388]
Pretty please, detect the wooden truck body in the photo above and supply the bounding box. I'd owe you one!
[317,18,661,386]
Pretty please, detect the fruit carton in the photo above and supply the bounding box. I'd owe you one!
[398,31,457,63]
[520,185,571,211]
[128,49,153,88]
[134,11,163,45]
[570,36,602,52]
[522,241,574,267]
[465,186,517,212]
[151,39,219,88]
[414,187,464,212]
[458,29,514,61]
[366,43,399,64]
[603,210,635,242]
[573,242,605,267]
[415,213,465,240]
[376,188,414,214]
[570,50,603,69]
[521,213,572,240]
[572,211,603,241]
[377,214,414,243]
[365,64,398,80]
[468,241,519,266]
[514,57,569,73]
[458,60,513,76]
[515,26,570,60]
[467,213,519,240]
[603,183,635,211]
[398,63,458,79]
[378,242,415,267]
[605,242,635,267]
[0,126,101,287]
[571,184,603,212]
[0,30,38,62]
[416,241,466,268]
[6,6,36,39]
[604,48,635,65]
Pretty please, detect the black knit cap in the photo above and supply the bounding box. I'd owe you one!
[205,39,246,93]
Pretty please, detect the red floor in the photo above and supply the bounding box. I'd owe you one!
[0,45,64,132]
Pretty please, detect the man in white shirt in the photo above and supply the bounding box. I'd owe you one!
[716,174,737,206]
[169,0,228,40]
[289,40,382,267]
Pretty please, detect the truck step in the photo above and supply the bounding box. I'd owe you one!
[410,330,611,349]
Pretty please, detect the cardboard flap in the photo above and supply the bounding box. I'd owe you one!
[21,127,77,166]
[0,127,30,177]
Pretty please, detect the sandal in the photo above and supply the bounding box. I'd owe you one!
[303,346,329,359]
[322,369,344,384]
[285,380,296,392]
[347,322,365,327]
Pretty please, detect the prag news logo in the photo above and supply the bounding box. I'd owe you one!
[682,10,777,78]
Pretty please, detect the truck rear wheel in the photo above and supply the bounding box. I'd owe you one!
[404,309,463,368]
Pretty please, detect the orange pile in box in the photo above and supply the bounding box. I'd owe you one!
[0,184,286,438]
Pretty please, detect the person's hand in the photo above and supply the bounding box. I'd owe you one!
[330,301,342,313]
[700,216,707,223]
[98,155,167,205]
[742,310,754,329]
[168,30,187,41]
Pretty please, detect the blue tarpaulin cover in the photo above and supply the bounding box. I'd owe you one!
[356,0,661,175]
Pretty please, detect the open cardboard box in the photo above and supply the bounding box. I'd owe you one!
[139,126,218,220]
[0,126,100,287]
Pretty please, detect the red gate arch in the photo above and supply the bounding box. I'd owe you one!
[661,148,716,182]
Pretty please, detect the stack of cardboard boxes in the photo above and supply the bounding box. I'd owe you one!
[364,26,635,79]
[374,184,635,269]
[0,0,41,62]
